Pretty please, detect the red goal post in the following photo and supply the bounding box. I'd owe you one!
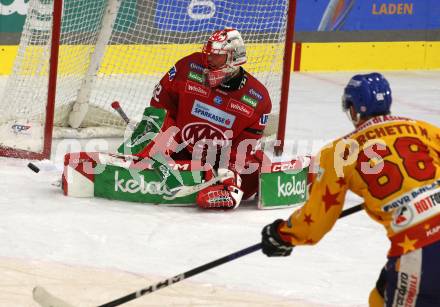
[0,0,296,160]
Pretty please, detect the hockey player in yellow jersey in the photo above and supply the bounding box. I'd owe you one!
[261,73,440,307]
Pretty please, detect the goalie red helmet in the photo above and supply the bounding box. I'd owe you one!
[202,28,247,87]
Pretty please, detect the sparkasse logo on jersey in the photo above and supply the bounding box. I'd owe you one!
[191,100,235,128]
[227,99,254,118]
[241,95,258,108]
[185,81,210,97]
[188,71,205,84]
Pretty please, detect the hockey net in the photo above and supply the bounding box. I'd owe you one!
[0,0,293,159]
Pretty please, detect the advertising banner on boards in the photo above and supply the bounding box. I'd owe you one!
[1,0,439,36]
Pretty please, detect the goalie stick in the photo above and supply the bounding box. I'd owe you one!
[147,152,231,200]
[29,155,229,199]
[33,203,364,307]
[28,153,227,202]
[112,101,199,155]
[111,101,131,126]
[163,170,230,200]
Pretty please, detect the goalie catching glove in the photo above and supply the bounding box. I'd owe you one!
[196,168,244,210]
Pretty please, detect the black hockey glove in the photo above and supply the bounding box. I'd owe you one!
[261,219,294,257]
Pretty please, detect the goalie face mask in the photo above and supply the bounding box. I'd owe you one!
[202,28,247,88]
[204,53,233,88]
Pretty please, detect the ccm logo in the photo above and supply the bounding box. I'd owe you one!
[272,161,302,172]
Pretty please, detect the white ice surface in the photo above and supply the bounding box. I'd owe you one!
[0,71,439,306]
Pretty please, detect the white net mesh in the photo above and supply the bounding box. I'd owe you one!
[0,0,289,155]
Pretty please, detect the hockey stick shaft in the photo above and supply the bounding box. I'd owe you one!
[163,171,230,199]
[96,203,364,307]
[97,243,262,307]
[33,206,364,307]
[339,203,363,218]
[111,101,130,124]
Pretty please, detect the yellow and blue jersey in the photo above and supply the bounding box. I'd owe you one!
[279,115,440,257]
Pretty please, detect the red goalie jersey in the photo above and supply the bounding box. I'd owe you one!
[150,52,271,153]
[149,52,272,197]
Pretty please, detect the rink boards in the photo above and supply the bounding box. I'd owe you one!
[1,41,440,75]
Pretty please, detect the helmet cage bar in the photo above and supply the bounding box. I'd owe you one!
[202,28,246,87]
[203,29,246,66]
[202,44,243,70]
[202,47,232,71]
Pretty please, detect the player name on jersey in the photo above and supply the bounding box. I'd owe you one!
[355,123,424,146]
